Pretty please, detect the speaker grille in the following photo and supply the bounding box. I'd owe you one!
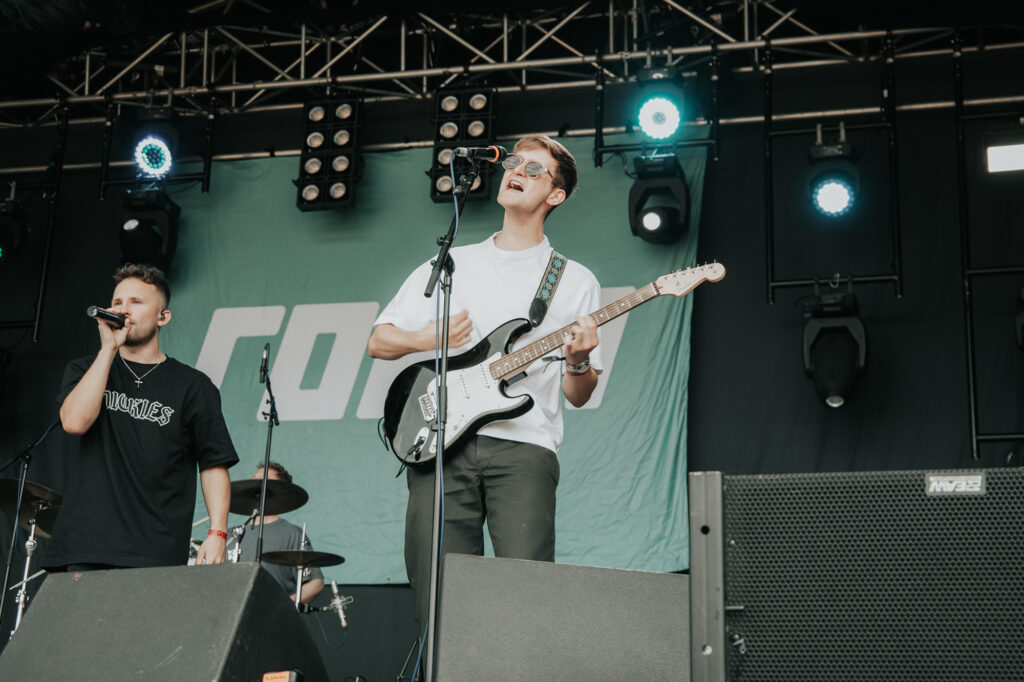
[722,469,1024,682]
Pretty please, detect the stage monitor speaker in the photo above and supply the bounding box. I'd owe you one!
[0,562,329,682]
[719,468,1024,682]
[435,554,690,681]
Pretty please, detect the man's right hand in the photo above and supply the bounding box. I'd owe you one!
[368,310,475,360]
[417,309,473,350]
[96,311,132,351]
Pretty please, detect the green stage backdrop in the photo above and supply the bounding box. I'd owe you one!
[164,135,705,583]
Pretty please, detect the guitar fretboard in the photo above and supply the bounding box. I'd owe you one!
[488,282,660,381]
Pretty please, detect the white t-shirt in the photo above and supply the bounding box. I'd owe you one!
[375,233,603,453]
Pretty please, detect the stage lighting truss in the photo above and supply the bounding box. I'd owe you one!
[429,88,495,203]
[802,288,867,408]
[119,188,180,272]
[628,153,689,244]
[807,122,859,218]
[635,67,686,142]
[984,128,1024,173]
[297,97,363,212]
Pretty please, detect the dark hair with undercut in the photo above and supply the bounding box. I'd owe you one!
[257,461,293,483]
[513,134,578,202]
[113,263,171,308]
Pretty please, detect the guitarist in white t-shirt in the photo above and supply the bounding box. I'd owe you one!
[368,135,602,630]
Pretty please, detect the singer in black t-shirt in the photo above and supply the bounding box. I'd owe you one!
[45,264,238,570]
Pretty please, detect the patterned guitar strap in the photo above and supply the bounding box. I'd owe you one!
[528,250,567,328]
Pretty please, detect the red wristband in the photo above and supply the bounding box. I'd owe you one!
[207,529,228,540]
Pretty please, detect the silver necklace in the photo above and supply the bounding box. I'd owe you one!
[120,354,164,388]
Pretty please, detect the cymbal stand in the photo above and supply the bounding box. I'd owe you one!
[292,524,308,611]
[12,502,47,636]
[0,417,59,633]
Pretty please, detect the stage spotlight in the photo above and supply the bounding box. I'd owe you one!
[119,188,179,272]
[985,129,1024,173]
[307,105,326,123]
[807,122,859,219]
[133,136,173,178]
[635,68,685,142]
[430,88,495,203]
[802,290,867,408]
[0,198,26,266]
[628,153,689,244]
[297,97,362,211]
[810,174,855,216]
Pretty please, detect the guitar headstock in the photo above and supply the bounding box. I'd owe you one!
[655,262,726,297]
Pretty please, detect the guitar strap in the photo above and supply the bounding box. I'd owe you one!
[528,250,567,328]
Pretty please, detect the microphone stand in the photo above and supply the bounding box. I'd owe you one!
[0,418,60,631]
[421,160,480,682]
[255,346,279,564]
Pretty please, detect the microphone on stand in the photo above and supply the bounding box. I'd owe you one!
[330,580,348,628]
[86,306,126,329]
[453,145,508,163]
[259,343,269,384]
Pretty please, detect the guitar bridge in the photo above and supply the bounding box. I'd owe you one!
[418,393,436,422]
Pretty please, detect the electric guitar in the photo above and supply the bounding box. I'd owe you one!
[382,262,726,465]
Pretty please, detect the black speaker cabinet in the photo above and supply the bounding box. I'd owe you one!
[691,468,1024,682]
[435,554,690,681]
[0,562,328,681]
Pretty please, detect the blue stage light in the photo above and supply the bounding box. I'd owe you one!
[810,174,855,217]
[133,136,173,178]
[638,96,681,140]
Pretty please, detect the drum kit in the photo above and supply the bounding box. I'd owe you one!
[0,478,62,637]
[0,474,347,637]
[191,477,345,612]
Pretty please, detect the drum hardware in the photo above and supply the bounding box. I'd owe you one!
[226,512,256,563]
[261,548,346,612]
[0,479,63,639]
[0,418,62,637]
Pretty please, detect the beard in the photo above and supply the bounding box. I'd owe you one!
[123,324,158,347]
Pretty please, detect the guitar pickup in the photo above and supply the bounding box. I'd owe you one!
[418,393,436,421]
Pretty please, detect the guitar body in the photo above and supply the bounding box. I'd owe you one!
[381,262,727,467]
[383,318,536,465]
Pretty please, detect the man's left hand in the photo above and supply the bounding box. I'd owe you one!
[195,535,227,565]
[563,314,598,366]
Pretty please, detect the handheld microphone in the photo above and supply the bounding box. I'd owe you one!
[86,305,126,329]
[453,145,508,163]
[259,343,269,384]
[330,580,348,628]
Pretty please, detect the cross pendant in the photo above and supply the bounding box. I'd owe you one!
[135,379,143,388]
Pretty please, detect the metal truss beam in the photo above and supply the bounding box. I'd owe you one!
[0,0,1022,130]
[0,27,968,114]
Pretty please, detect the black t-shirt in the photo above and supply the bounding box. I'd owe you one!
[44,354,239,569]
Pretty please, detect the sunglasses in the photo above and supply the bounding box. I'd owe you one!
[501,154,550,179]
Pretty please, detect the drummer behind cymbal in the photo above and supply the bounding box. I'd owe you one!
[236,462,324,604]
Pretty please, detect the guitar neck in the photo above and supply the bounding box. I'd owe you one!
[489,282,661,381]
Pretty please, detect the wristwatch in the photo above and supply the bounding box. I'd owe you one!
[565,358,591,375]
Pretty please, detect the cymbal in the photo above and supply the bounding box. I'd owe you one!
[0,479,62,538]
[261,549,345,568]
[229,479,308,516]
